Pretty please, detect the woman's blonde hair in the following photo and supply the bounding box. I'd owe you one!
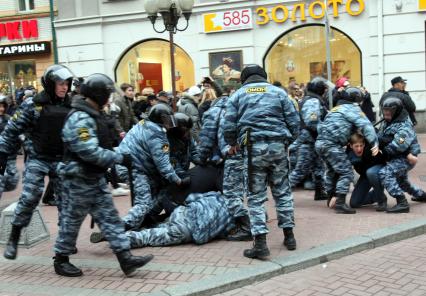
[200,88,217,104]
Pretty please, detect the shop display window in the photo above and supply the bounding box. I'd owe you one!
[264,25,362,88]
[115,39,195,93]
[0,60,37,95]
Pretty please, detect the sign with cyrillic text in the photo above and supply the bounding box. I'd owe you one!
[203,8,253,33]
[0,20,39,41]
[0,41,50,57]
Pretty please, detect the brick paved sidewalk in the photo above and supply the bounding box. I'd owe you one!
[0,134,424,296]
[221,233,426,296]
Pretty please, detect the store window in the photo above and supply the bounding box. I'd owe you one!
[0,60,37,95]
[264,25,362,88]
[18,0,35,12]
[115,39,195,94]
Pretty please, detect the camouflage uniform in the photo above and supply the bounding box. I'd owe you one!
[118,119,181,229]
[378,119,424,198]
[198,96,247,218]
[316,102,378,195]
[127,192,234,247]
[289,94,327,187]
[0,92,67,227]
[224,82,300,236]
[0,114,19,196]
[54,99,130,255]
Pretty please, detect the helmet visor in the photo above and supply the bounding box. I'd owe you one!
[161,114,177,129]
[51,67,74,82]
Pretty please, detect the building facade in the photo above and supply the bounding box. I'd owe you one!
[55,0,426,129]
[0,0,56,95]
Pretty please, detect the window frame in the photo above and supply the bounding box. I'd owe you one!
[18,0,35,12]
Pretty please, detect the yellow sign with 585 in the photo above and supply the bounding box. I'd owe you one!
[256,0,365,25]
[203,8,253,33]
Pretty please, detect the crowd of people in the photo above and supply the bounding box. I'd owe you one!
[0,62,424,278]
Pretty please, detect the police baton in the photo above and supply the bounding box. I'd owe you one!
[128,164,135,207]
[245,128,253,193]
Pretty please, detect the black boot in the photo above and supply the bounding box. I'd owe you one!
[376,195,387,212]
[90,232,106,244]
[116,251,154,276]
[53,254,83,277]
[386,195,409,213]
[227,215,253,241]
[334,193,356,214]
[243,234,270,259]
[314,182,328,201]
[4,225,22,260]
[283,228,297,251]
[411,192,426,203]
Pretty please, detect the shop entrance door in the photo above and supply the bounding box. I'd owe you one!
[138,63,163,93]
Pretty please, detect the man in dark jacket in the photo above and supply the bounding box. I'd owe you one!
[380,76,416,125]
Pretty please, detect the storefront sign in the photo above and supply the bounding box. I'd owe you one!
[420,0,426,10]
[0,41,50,57]
[0,19,39,41]
[203,8,253,33]
[256,0,365,26]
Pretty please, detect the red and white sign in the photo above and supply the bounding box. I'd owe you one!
[203,8,253,33]
[0,19,39,41]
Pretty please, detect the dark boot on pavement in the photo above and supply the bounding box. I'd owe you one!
[376,196,387,212]
[227,215,253,241]
[411,191,426,203]
[314,181,328,201]
[116,251,154,276]
[53,254,83,277]
[334,193,356,214]
[386,195,409,213]
[90,231,106,243]
[243,234,270,259]
[283,228,297,251]
[4,225,22,260]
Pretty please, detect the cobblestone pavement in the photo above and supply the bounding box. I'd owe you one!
[0,135,424,295]
[221,234,426,296]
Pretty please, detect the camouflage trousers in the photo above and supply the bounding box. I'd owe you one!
[127,206,192,248]
[289,142,324,186]
[122,171,159,229]
[315,141,353,195]
[223,152,248,218]
[54,176,130,255]
[12,157,62,227]
[0,159,19,197]
[245,141,294,236]
[379,158,425,198]
[115,164,129,183]
[288,139,300,174]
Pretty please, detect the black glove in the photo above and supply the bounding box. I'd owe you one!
[121,153,132,169]
[178,176,191,188]
[0,152,8,175]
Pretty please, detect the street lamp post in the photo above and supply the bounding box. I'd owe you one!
[144,0,194,111]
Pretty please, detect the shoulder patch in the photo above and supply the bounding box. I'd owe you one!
[162,144,170,153]
[331,106,340,112]
[78,127,90,142]
[309,113,318,121]
[34,105,43,112]
[11,111,20,121]
[139,119,145,125]
[399,137,405,144]
[246,87,267,94]
[360,111,366,118]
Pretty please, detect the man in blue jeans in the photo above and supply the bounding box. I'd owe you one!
[347,133,418,211]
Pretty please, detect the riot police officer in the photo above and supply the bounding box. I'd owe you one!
[1,64,74,260]
[223,64,300,259]
[54,73,153,277]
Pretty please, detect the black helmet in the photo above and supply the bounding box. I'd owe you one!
[148,104,176,129]
[174,112,193,129]
[240,64,267,84]
[382,96,403,122]
[345,87,364,103]
[80,73,115,106]
[307,77,328,96]
[41,64,74,99]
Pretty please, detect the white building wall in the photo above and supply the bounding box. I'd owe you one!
[55,0,426,112]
